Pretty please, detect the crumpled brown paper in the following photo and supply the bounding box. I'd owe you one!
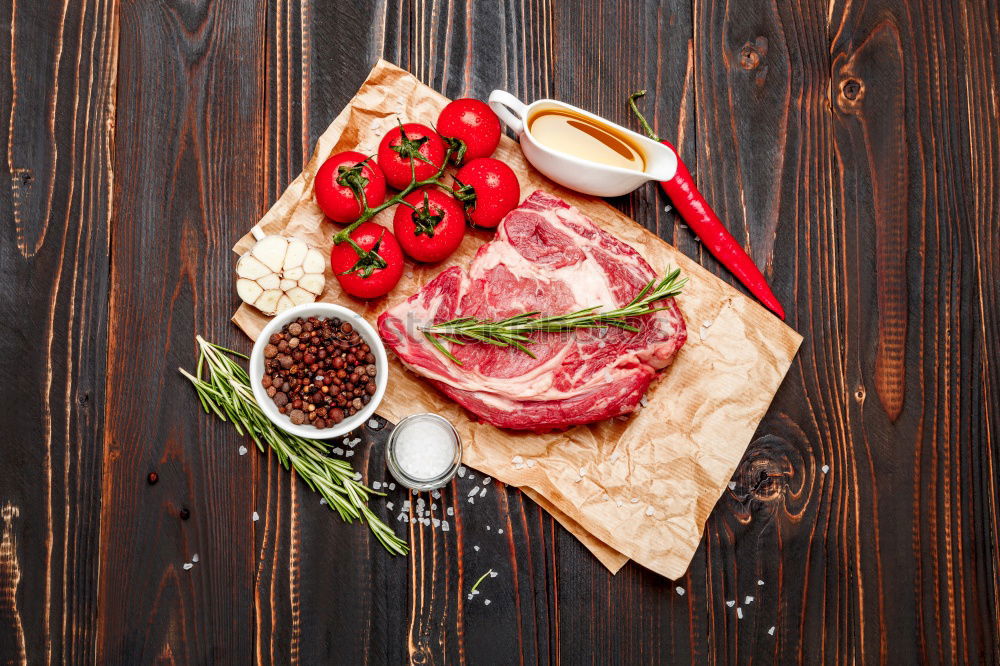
[233,59,802,579]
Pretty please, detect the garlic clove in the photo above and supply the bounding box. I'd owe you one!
[283,238,309,271]
[298,273,325,295]
[276,294,295,313]
[237,254,271,280]
[237,278,264,303]
[286,287,316,306]
[284,266,304,281]
[255,289,283,315]
[257,273,280,291]
[252,235,289,272]
[302,248,326,275]
[279,278,297,292]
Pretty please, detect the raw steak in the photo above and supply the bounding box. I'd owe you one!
[377,190,687,431]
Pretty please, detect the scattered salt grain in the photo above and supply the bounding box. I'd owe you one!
[474,545,480,551]
[616,499,624,507]
[398,513,408,523]
[702,319,713,328]
[489,571,497,577]
[389,483,396,490]
[664,205,673,213]
[433,518,441,527]
[458,466,468,477]
[191,553,199,563]
[468,487,479,497]
[639,395,649,408]
[676,586,685,596]
[630,497,639,504]
[498,528,504,534]
[346,449,355,457]
[744,596,754,604]
[447,507,454,516]
[353,472,362,481]
[482,477,492,485]
[758,579,765,586]
[511,456,523,465]
[486,525,491,531]
[484,599,491,605]
[238,445,248,456]
[579,467,587,477]
[431,503,437,510]
[432,490,441,499]
[525,459,536,468]
[373,481,382,490]
[602,493,610,501]
[768,626,775,636]
[728,481,736,490]
[467,594,473,600]
[183,562,193,570]
[442,521,449,531]
[422,518,431,526]
[468,473,475,480]
[333,447,345,456]
[402,500,410,510]
[610,451,621,463]
[479,487,487,498]
[252,511,260,522]
[726,600,735,607]
[645,506,655,516]
[468,497,475,504]
[319,498,327,505]
[368,418,381,429]
[737,607,743,619]
[821,464,830,474]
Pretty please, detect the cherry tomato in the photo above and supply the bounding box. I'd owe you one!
[392,187,466,263]
[377,123,447,190]
[330,222,405,299]
[452,158,520,228]
[314,151,386,224]
[436,98,501,164]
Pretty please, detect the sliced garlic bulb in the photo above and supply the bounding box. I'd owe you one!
[236,235,326,315]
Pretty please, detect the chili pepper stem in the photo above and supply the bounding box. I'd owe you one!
[628,91,661,142]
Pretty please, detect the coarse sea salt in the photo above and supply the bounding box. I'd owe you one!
[737,607,743,619]
[474,545,480,551]
[676,586,685,596]
[744,595,754,604]
[393,417,457,481]
[238,445,248,456]
[252,511,260,522]
[758,579,765,586]
[768,626,775,636]
[447,507,454,516]
[183,562,193,571]
[726,600,735,607]
[821,464,830,474]
[192,553,199,563]
[368,418,381,429]
[386,502,393,511]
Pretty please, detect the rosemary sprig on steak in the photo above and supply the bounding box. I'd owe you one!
[421,268,687,365]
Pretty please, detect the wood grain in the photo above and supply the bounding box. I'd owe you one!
[0,0,118,663]
[0,0,997,663]
[96,1,266,662]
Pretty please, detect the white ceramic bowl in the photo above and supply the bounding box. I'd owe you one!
[250,302,388,439]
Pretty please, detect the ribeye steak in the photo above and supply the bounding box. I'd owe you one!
[377,190,687,431]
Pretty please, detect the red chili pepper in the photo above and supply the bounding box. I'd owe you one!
[629,92,786,320]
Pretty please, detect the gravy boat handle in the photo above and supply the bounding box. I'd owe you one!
[489,90,528,135]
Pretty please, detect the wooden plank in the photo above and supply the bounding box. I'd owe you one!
[829,0,999,661]
[694,0,1000,662]
[0,0,118,663]
[96,1,267,661]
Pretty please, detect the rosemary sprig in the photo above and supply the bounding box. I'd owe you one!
[179,336,408,555]
[421,269,687,365]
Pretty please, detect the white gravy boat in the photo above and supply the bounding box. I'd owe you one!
[488,90,678,197]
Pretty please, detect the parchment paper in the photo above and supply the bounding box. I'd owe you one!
[233,59,802,579]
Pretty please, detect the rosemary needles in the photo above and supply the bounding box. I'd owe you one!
[179,336,408,555]
[421,269,687,364]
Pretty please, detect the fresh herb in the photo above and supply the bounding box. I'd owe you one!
[471,568,496,593]
[179,336,408,555]
[421,269,687,365]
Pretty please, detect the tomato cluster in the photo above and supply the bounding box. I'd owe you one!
[314,99,520,299]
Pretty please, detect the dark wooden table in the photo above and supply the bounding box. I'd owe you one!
[2,1,998,663]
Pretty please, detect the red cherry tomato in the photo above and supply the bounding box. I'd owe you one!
[392,187,466,263]
[452,158,520,228]
[314,151,386,224]
[436,98,501,164]
[377,123,447,190]
[330,222,405,299]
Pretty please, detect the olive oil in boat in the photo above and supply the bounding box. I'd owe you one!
[528,109,646,172]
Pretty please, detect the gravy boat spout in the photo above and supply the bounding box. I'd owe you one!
[489,90,677,197]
